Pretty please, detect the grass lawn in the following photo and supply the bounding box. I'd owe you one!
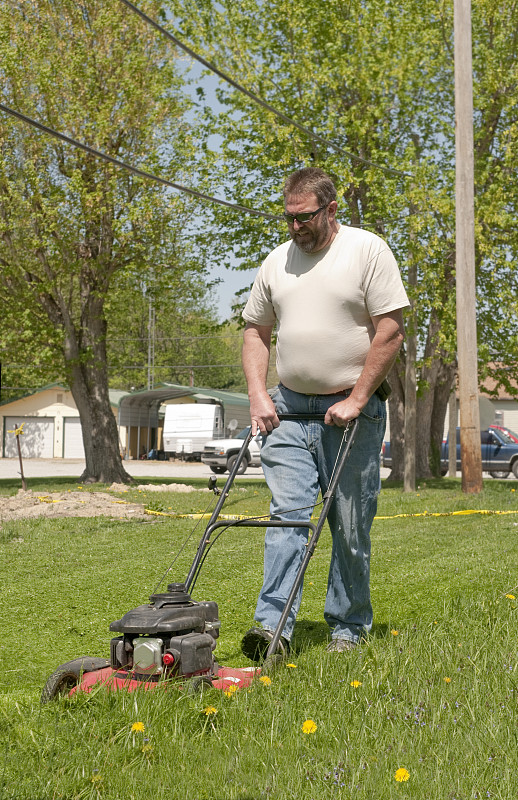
[1,475,517,799]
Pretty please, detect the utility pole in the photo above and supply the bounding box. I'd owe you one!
[147,298,155,391]
[454,0,483,493]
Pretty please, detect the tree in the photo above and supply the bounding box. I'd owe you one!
[105,267,246,392]
[169,0,518,479]
[0,0,206,482]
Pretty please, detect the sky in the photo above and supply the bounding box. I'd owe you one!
[212,263,259,321]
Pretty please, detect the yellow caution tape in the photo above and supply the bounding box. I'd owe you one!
[145,509,256,520]
[146,508,518,522]
[374,509,518,520]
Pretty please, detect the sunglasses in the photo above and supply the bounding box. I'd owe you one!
[283,205,327,224]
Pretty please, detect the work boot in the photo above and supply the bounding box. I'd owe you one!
[326,638,357,653]
[241,627,290,663]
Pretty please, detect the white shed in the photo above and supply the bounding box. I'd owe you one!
[1,384,128,459]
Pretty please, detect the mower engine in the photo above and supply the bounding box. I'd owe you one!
[109,582,220,680]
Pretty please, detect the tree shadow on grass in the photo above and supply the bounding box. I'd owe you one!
[293,619,392,654]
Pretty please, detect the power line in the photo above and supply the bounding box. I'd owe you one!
[0,103,282,222]
[119,0,410,179]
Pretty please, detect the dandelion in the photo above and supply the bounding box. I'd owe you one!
[286,663,297,668]
[224,685,238,697]
[302,719,317,734]
[259,675,272,685]
[131,721,145,732]
[391,629,399,636]
[395,767,410,782]
[444,677,451,683]
[203,706,217,716]
[505,593,516,600]
[350,680,362,688]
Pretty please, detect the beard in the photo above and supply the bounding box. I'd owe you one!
[290,213,331,253]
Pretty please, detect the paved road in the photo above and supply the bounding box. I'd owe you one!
[0,457,392,482]
[0,457,263,481]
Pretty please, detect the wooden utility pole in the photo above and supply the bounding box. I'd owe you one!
[454,0,483,493]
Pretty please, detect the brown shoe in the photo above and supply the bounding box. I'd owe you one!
[326,638,357,653]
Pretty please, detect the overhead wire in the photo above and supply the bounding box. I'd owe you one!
[0,103,282,223]
[0,103,420,231]
[118,0,411,180]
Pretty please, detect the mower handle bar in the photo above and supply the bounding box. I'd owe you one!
[185,415,359,638]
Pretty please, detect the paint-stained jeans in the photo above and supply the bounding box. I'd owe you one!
[254,383,386,644]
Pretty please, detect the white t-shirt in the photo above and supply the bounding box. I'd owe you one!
[242,224,410,395]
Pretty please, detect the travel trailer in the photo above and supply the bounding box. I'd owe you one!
[162,402,224,460]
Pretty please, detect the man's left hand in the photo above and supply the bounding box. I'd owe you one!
[324,397,363,427]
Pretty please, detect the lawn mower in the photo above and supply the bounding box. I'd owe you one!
[41,415,359,702]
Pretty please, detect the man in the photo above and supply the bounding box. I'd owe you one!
[240,167,409,658]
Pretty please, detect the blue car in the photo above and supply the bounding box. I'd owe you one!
[382,425,518,479]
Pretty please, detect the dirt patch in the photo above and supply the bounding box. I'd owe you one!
[0,482,217,522]
[0,489,150,522]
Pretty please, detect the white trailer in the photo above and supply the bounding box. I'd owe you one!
[162,403,224,460]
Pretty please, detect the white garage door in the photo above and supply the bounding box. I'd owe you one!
[63,417,85,459]
[4,417,55,458]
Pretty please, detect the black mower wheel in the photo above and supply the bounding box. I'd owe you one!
[185,675,214,695]
[261,653,286,676]
[41,657,110,704]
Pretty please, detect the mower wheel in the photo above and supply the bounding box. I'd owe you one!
[41,657,110,704]
[185,675,214,695]
[261,653,285,676]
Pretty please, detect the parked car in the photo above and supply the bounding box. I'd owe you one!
[490,424,518,444]
[382,426,518,479]
[201,426,262,474]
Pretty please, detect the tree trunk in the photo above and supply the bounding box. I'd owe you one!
[63,294,133,485]
[415,309,456,479]
[386,358,405,481]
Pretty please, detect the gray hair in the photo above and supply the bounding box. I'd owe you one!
[283,168,337,206]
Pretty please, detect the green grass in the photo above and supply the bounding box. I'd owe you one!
[0,476,517,799]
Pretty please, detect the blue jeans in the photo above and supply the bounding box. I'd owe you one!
[254,383,386,644]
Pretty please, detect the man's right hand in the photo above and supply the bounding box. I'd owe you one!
[249,393,280,435]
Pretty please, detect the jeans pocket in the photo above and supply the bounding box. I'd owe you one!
[360,394,386,423]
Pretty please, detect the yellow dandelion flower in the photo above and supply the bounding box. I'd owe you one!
[259,675,272,685]
[505,593,516,600]
[302,719,317,734]
[286,663,297,668]
[224,684,238,697]
[131,721,145,733]
[203,706,217,716]
[350,680,362,688]
[391,629,399,636]
[395,767,410,782]
[444,676,451,683]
